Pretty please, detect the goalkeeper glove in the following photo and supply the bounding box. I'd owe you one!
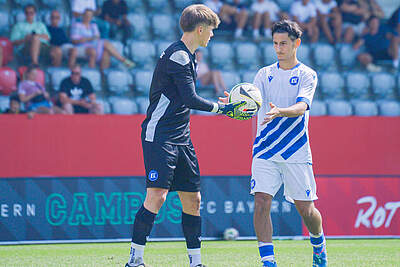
[217,101,255,120]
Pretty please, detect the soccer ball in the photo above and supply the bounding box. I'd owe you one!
[223,227,239,241]
[228,83,262,115]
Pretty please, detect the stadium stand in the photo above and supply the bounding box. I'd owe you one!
[310,100,327,116]
[371,72,396,99]
[352,100,379,116]
[378,100,400,116]
[346,72,371,100]
[0,67,17,95]
[0,37,13,66]
[47,67,70,91]
[327,100,353,116]
[81,68,102,91]
[109,96,138,114]
[134,70,153,94]
[106,70,132,94]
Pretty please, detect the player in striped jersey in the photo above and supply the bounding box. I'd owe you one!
[250,20,327,267]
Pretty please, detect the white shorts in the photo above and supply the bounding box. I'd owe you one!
[250,158,318,203]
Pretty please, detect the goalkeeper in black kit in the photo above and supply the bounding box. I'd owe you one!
[125,4,255,267]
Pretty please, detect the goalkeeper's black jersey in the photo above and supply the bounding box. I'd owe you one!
[141,41,215,145]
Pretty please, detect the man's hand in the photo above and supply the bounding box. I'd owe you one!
[218,91,230,104]
[217,101,256,120]
[261,102,281,125]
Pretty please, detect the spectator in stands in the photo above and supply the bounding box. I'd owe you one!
[290,0,319,43]
[59,64,103,114]
[47,10,77,68]
[250,0,283,40]
[314,0,342,44]
[2,93,24,114]
[71,0,98,19]
[18,65,63,114]
[98,0,131,44]
[195,49,226,95]
[10,4,50,65]
[338,0,369,43]
[204,0,248,39]
[353,16,400,72]
[359,0,384,19]
[388,7,400,35]
[70,9,134,70]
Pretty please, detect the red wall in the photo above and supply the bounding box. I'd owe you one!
[0,115,399,178]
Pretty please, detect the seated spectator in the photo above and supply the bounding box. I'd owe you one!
[195,50,226,95]
[338,0,369,43]
[290,0,319,43]
[353,16,400,72]
[314,0,342,44]
[2,93,25,114]
[98,0,131,44]
[388,7,400,35]
[359,0,384,19]
[47,10,77,68]
[70,9,134,70]
[10,4,50,65]
[205,0,248,39]
[18,65,64,114]
[71,0,98,19]
[59,64,103,114]
[250,0,282,40]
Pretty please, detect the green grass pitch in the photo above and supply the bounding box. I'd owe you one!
[1,239,399,267]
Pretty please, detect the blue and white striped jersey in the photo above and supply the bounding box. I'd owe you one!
[252,62,318,163]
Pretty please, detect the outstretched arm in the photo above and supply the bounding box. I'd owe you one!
[261,101,308,125]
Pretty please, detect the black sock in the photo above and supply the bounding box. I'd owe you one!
[131,205,156,245]
[182,212,202,249]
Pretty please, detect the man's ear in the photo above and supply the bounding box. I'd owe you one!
[295,38,301,48]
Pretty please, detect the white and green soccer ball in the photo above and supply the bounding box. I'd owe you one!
[223,227,239,241]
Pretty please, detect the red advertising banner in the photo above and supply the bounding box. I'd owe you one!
[314,177,400,236]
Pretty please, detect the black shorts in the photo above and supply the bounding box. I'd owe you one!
[142,139,201,192]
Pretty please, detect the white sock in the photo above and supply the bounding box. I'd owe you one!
[235,28,243,37]
[128,242,145,266]
[188,248,201,267]
[264,28,272,38]
[253,29,260,38]
[393,58,399,68]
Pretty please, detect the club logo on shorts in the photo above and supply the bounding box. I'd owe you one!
[289,76,299,85]
[148,170,158,181]
[306,189,311,197]
[251,179,256,189]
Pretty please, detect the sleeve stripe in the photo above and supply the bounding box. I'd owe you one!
[296,97,310,110]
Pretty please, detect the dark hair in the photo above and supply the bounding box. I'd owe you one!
[367,16,379,25]
[9,93,20,103]
[24,4,36,12]
[272,20,303,41]
[23,64,39,80]
[180,4,220,32]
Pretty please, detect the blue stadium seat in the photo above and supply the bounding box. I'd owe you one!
[262,43,276,65]
[127,13,150,40]
[13,0,35,6]
[339,44,358,69]
[173,0,196,10]
[156,41,172,57]
[96,98,111,114]
[81,68,102,91]
[152,14,176,40]
[0,11,9,35]
[276,0,294,11]
[310,100,327,116]
[106,70,132,93]
[134,70,153,93]
[125,0,145,12]
[47,67,71,91]
[148,0,168,11]
[109,40,125,67]
[313,44,336,69]
[327,100,353,116]
[352,100,378,116]
[0,95,9,112]
[297,44,311,65]
[210,42,234,70]
[235,42,259,69]
[136,96,150,114]
[128,41,156,69]
[371,73,396,99]
[241,71,257,83]
[346,72,370,99]
[319,72,344,98]
[109,97,138,114]
[11,9,25,24]
[221,71,241,90]
[378,100,400,116]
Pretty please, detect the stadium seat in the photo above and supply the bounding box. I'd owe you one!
[0,37,13,66]
[313,44,335,69]
[17,66,45,87]
[173,0,196,10]
[109,97,138,114]
[126,0,145,12]
[327,100,353,116]
[0,95,9,112]
[378,100,400,116]
[310,100,327,116]
[339,44,358,69]
[297,44,311,65]
[81,68,102,91]
[126,13,150,40]
[148,0,168,11]
[152,14,176,40]
[11,9,25,24]
[276,0,295,11]
[108,40,124,67]
[241,71,257,83]
[40,0,60,8]
[319,72,344,98]
[210,42,234,70]
[262,43,276,65]
[96,98,111,114]
[0,67,17,95]
[13,0,35,7]
[156,41,172,57]
[47,67,71,91]
[371,73,395,99]
[106,70,132,94]
[0,11,9,35]
[134,70,153,93]
[221,71,241,90]
[128,41,156,69]
[235,42,259,69]
[136,96,150,114]
[346,72,370,99]
[352,100,378,116]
